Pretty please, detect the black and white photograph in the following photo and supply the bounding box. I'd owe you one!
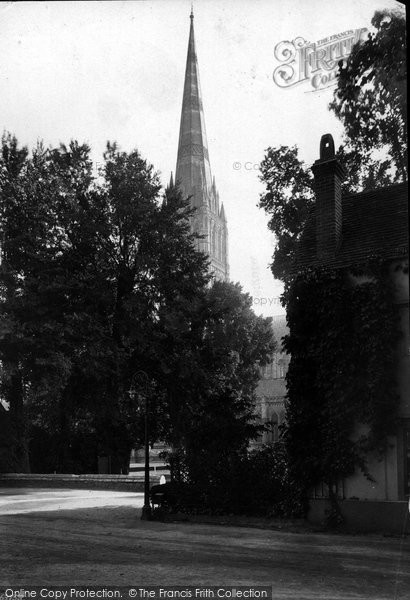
[0,0,408,597]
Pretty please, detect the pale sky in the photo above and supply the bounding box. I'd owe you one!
[0,0,403,317]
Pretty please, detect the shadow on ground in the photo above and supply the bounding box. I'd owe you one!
[0,489,409,599]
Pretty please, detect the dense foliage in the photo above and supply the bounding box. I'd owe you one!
[155,442,305,517]
[282,262,401,515]
[0,133,275,478]
[0,133,208,472]
[258,146,314,281]
[161,281,276,485]
[330,10,407,182]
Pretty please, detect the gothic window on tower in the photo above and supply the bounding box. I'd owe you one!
[260,355,287,379]
[264,359,271,379]
[212,225,216,256]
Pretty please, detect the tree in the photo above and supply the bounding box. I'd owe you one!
[161,280,276,500]
[258,146,314,281]
[1,134,275,481]
[0,134,213,473]
[0,134,107,471]
[330,9,407,182]
[92,154,212,471]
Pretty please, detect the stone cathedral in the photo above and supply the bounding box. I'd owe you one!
[172,10,229,281]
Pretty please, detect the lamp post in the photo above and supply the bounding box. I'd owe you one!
[134,370,151,520]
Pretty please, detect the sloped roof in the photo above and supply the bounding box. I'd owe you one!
[295,181,408,270]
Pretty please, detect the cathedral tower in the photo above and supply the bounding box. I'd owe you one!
[174,9,229,281]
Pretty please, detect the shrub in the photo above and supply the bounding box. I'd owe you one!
[163,442,305,517]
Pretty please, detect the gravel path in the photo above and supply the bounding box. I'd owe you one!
[0,488,409,599]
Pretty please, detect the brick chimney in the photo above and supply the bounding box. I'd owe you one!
[311,134,346,260]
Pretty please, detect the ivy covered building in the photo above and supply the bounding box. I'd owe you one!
[291,134,409,531]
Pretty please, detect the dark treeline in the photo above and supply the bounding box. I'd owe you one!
[0,134,275,485]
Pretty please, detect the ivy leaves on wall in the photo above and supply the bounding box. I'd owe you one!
[282,260,401,494]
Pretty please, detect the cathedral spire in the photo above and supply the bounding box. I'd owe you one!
[174,10,229,282]
[175,8,212,208]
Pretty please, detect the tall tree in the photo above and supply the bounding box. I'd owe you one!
[330,9,407,182]
[1,134,274,477]
[93,150,211,470]
[161,280,276,485]
[258,146,314,281]
[0,135,213,472]
[0,135,100,471]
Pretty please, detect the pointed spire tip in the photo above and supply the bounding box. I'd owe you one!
[190,3,194,20]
